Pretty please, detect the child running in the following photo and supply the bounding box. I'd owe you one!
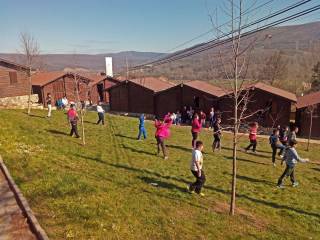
[137,114,147,140]
[279,125,289,146]
[245,122,258,153]
[188,141,206,196]
[277,140,309,188]
[212,117,222,152]
[288,125,299,144]
[67,104,80,138]
[269,129,285,166]
[46,93,52,118]
[191,113,202,148]
[154,116,172,160]
[96,102,105,125]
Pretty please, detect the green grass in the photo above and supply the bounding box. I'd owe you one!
[0,109,319,239]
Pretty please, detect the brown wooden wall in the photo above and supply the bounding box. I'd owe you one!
[181,85,219,114]
[155,86,182,118]
[219,89,293,127]
[155,85,220,118]
[109,82,154,114]
[36,75,90,106]
[295,104,320,138]
[0,66,29,98]
[104,79,118,103]
[128,83,154,114]
[109,83,129,112]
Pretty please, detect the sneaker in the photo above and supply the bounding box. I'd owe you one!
[279,155,284,158]
[252,151,257,154]
[273,163,277,167]
[187,184,195,194]
[164,156,169,160]
[277,184,285,189]
[292,182,299,187]
[199,192,205,197]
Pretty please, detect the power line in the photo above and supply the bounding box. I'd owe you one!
[121,0,276,72]
[142,4,320,68]
[128,0,314,71]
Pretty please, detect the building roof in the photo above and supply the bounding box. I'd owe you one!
[0,57,31,72]
[246,82,297,102]
[106,77,174,93]
[31,72,66,86]
[32,71,93,87]
[296,91,320,109]
[85,74,122,87]
[184,80,227,97]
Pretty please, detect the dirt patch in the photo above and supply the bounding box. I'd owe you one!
[211,201,268,231]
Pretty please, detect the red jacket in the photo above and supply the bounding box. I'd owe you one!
[249,126,257,141]
[191,118,202,133]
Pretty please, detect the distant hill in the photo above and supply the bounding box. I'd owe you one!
[1,21,320,93]
[0,51,165,73]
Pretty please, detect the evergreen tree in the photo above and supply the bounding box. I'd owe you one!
[311,62,320,92]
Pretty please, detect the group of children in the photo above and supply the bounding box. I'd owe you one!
[62,100,310,195]
[146,110,309,194]
[244,122,309,188]
[135,110,220,196]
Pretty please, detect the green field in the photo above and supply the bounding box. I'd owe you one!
[0,109,319,239]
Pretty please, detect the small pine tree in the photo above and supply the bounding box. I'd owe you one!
[311,62,320,92]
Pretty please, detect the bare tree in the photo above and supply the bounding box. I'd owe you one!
[259,51,288,85]
[20,32,40,115]
[73,72,89,146]
[210,0,269,215]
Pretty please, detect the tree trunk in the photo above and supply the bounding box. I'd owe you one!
[74,73,86,146]
[80,109,86,146]
[307,108,313,151]
[230,124,237,215]
[27,67,32,115]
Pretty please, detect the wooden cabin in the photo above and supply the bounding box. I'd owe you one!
[0,58,30,98]
[295,91,320,138]
[107,77,174,114]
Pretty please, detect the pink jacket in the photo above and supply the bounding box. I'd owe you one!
[191,118,202,133]
[67,109,78,121]
[155,119,172,138]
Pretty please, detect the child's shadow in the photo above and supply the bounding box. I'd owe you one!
[139,176,187,193]
[46,129,68,136]
[121,144,155,156]
[115,134,137,140]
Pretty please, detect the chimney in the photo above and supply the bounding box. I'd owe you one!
[105,57,113,77]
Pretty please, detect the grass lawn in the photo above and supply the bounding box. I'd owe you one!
[0,109,319,239]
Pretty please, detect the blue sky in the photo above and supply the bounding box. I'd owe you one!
[0,0,320,54]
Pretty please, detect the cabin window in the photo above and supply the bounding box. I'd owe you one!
[9,72,18,85]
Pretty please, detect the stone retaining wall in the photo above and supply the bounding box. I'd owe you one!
[0,94,43,109]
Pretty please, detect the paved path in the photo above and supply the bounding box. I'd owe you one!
[0,170,36,240]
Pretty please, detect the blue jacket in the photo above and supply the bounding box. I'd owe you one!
[139,114,145,128]
[269,134,279,145]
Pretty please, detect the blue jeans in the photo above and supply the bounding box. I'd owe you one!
[271,144,285,163]
[97,112,105,125]
[138,127,147,139]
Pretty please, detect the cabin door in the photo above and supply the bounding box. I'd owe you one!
[97,83,104,102]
